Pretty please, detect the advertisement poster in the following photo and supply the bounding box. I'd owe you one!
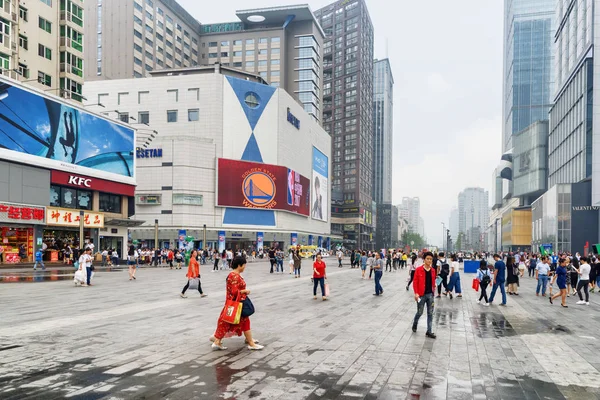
[318,236,323,248]
[0,79,134,179]
[311,147,328,222]
[178,230,186,250]
[308,235,314,246]
[256,232,264,252]
[217,158,310,216]
[218,231,226,253]
[291,233,298,246]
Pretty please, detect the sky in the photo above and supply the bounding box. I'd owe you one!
[177,0,504,247]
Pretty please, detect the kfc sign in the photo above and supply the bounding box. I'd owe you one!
[68,176,92,188]
[0,202,46,225]
[51,170,135,196]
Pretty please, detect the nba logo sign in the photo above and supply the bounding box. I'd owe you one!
[287,169,295,205]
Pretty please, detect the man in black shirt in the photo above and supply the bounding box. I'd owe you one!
[268,247,276,273]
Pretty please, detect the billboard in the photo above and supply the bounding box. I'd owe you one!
[0,78,135,183]
[217,158,310,216]
[311,147,328,222]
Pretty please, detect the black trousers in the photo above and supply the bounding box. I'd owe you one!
[182,278,203,295]
[407,270,415,288]
[437,274,448,295]
[577,279,590,302]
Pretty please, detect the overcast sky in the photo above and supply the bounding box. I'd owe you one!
[178,0,504,246]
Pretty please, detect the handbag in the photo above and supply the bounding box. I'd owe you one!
[324,282,330,297]
[220,293,242,325]
[435,276,442,286]
[472,278,480,291]
[241,297,255,318]
[188,278,199,290]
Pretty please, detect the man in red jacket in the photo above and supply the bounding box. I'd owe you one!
[412,251,437,338]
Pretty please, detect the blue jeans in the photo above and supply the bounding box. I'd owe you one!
[413,293,434,333]
[313,277,325,296]
[277,259,283,272]
[34,260,45,270]
[448,272,462,293]
[536,275,548,295]
[374,270,383,295]
[489,280,507,304]
[86,267,92,285]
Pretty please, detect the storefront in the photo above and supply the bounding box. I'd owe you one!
[0,201,46,264]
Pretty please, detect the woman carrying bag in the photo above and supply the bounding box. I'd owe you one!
[210,256,263,351]
[313,253,328,300]
[180,250,207,298]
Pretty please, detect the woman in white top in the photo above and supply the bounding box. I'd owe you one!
[447,254,463,298]
[288,249,294,274]
[576,256,591,305]
[78,247,93,286]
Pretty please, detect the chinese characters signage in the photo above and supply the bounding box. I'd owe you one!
[46,207,105,228]
[217,158,310,217]
[0,202,46,225]
[201,23,243,33]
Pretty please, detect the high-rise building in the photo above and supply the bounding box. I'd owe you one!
[315,0,374,250]
[375,204,398,250]
[502,0,554,153]
[458,188,489,249]
[198,6,325,123]
[4,0,85,101]
[84,0,201,81]
[372,58,394,206]
[397,197,420,234]
[449,207,458,242]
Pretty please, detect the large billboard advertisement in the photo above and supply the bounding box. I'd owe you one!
[0,78,135,183]
[311,146,328,222]
[217,158,310,216]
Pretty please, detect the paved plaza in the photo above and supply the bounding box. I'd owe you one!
[2,260,600,400]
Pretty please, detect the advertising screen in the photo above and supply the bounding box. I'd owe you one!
[217,158,310,216]
[0,78,134,183]
[311,147,328,222]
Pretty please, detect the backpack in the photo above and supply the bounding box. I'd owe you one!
[481,270,491,285]
[441,261,450,275]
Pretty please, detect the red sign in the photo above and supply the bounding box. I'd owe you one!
[51,170,135,196]
[0,203,45,222]
[217,158,310,217]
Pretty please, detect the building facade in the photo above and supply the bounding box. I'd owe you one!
[0,76,136,263]
[375,203,397,250]
[513,120,549,203]
[397,197,420,234]
[83,67,333,251]
[84,0,201,81]
[198,5,325,123]
[372,58,394,206]
[315,0,375,250]
[458,187,489,250]
[502,0,554,153]
[3,0,85,101]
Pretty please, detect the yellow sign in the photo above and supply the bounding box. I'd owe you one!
[46,207,105,228]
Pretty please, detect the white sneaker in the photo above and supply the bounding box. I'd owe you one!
[483,303,490,307]
[576,300,585,305]
[476,300,481,304]
[586,302,590,305]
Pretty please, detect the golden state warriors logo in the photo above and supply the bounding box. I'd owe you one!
[242,168,277,209]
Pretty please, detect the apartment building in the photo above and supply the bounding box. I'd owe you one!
[198,5,325,123]
[84,0,201,81]
[2,0,85,100]
[315,0,374,250]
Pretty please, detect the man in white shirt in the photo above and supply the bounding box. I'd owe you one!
[79,247,93,287]
[535,256,551,296]
[576,257,591,305]
[337,250,343,268]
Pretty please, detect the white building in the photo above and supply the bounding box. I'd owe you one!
[458,187,489,250]
[397,197,420,234]
[84,65,333,251]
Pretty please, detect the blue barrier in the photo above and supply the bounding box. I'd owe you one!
[464,260,480,274]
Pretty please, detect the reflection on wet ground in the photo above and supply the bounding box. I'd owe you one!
[0,267,124,283]
[469,312,573,338]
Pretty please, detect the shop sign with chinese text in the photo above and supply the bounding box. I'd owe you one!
[0,202,46,225]
[46,207,105,228]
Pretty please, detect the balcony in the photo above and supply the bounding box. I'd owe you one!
[60,37,83,53]
[60,11,83,28]
[60,63,83,78]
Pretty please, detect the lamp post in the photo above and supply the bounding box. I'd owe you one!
[154,219,159,249]
[203,224,207,250]
[441,222,446,251]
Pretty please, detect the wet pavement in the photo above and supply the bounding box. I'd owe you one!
[1,261,600,399]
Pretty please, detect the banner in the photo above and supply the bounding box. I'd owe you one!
[0,77,134,180]
[318,236,323,248]
[308,235,314,246]
[46,208,104,228]
[311,147,328,222]
[178,230,186,250]
[218,231,226,253]
[291,233,298,246]
[217,158,310,216]
[256,232,264,252]
[325,237,331,250]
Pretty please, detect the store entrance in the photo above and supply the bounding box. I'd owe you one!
[42,228,93,262]
[100,236,123,259]
[0,226,34,263]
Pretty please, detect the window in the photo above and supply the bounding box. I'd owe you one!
[145,64,153,71]
[220,52,228,57]
[208,41,217,47]
[18,35,28,50]
[244,92,260,108]
[146,10,153,20]
[38,44,52,60]
[221,40,229,47]
[271,59,280,65]
[145,24,153,34]
[208,52,217,58]
[246,50,255,57]
[134,43,142,53]
[134,15,142,25]
[37,71,51,86]
[272,48,280,54]
[233,51,242,57]
[271,37,280,43]
[118,112,129,122]
[134,30,143,39]
[50,185,92,210]
[245,61,255,68]
[259,37,268,44]
[145,50,153,60]
[188,109,199,121]
[18,63,29,79]
[233,40,242,46]
[258,49,268,55]
[157,7,164,16]
[39,17,52,33]
[99,193,122,213]
[145,37,153,47]
[40,0,52,6]
[258,60,267,67]
[233,62,242,67]
[19,6,28,21]
[134,1,143,11]
[246,39,254,45]
[138,111,149,124]
[134,57,142,66]
[167,110,177,122]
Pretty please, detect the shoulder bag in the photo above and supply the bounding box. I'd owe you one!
[241,297,255,318]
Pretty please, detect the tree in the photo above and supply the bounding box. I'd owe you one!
[455,232,465,251]
[401,232,425,250]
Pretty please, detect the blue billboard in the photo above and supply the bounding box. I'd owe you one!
[0,79,134,180]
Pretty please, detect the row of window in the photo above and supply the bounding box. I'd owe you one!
[206,37,280,47]
[207,48,281,58]
[50,185,122,214]
[117,109,199,125]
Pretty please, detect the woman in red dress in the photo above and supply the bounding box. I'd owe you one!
[211,256,263,351]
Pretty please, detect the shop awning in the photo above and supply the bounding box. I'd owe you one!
[104,218,146,228]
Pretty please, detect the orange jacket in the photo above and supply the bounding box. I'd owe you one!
[186,257,199,279]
